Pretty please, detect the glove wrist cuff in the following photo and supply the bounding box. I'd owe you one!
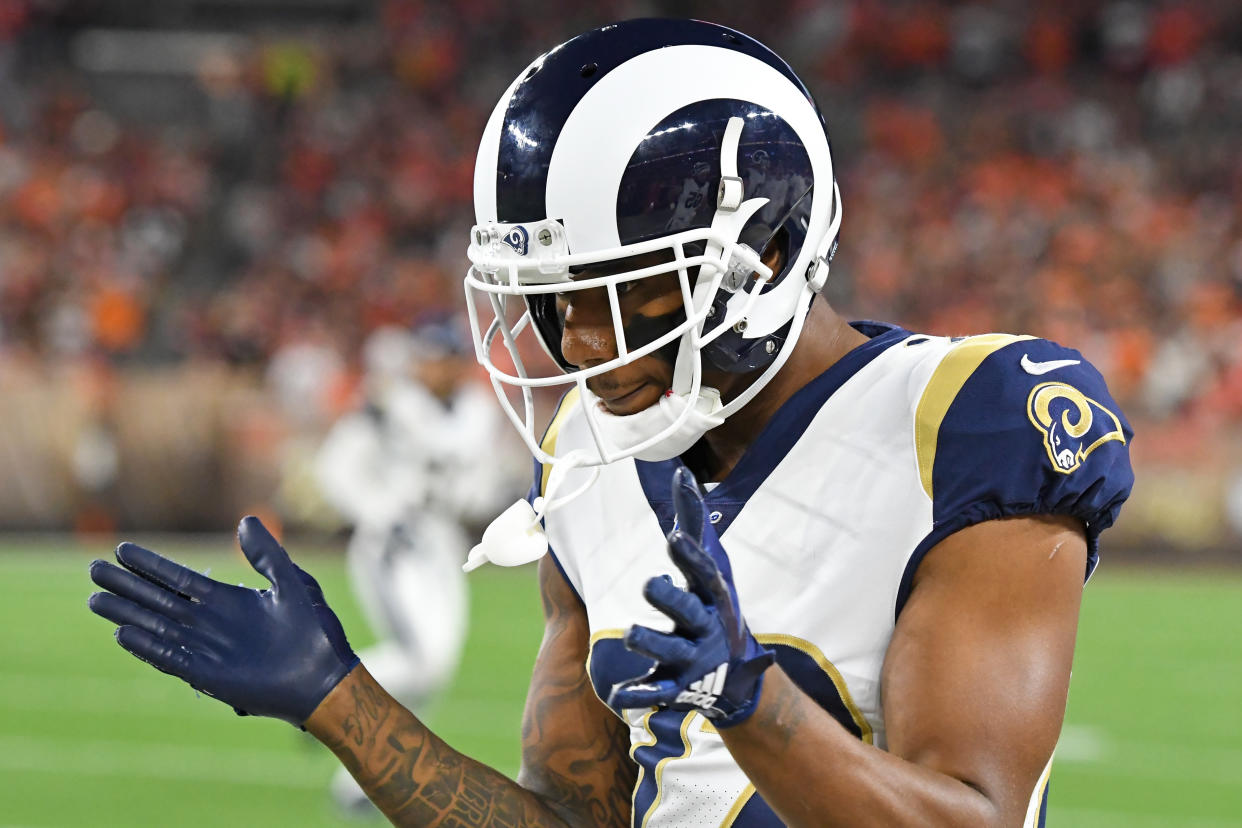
[714,665,771,729]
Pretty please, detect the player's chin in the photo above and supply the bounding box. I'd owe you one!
[595,382,666,417]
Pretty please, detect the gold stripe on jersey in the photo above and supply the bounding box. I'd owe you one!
[538,386,582,497]
[629,709,659,822]
[586,629,629,721]
[640,712,698,828]
[1027,754,1054,828]
[719,783,757,827]
[755,633,875,745]
[914,334,1034,501]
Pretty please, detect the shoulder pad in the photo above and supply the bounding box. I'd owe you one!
[915,335,1134,561]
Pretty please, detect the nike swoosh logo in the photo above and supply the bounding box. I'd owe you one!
[1021,354,1081,375]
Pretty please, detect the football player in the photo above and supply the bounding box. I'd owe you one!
[89,19,1133,827]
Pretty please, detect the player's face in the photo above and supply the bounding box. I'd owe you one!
[556,251,683,416]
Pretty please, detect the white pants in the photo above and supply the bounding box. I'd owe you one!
[346,514,469,706]
[332,513,469,808]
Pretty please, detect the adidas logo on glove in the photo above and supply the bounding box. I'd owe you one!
[675,664,729,711]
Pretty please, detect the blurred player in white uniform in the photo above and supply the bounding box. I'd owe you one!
[314,319,519,813]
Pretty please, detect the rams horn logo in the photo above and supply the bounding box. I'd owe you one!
[501,225,529,256]
[1026,382,1126,474]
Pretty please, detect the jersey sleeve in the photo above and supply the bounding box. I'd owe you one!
[912,335,1134,582]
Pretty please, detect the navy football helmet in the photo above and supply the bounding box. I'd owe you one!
[465,18,841,471]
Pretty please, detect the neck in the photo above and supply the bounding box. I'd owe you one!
[687,300,870,483]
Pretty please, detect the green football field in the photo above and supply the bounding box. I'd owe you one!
[0,537,1239,827]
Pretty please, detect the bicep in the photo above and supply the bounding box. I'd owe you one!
[882,515,1087,823]
[517,556,636,828]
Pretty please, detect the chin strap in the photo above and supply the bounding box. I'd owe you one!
[463,448,601,572]
[805,179,842,293]
[716,116,746,212]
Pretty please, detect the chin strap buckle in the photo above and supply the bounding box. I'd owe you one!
[717,175,743,211]
[805,182,843,293]
[715,117,746,212]
[806,255,831,292]
[721,244,758,292]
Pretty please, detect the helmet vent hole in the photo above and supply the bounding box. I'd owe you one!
[580,62,598,78]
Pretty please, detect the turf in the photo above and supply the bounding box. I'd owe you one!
[0,537,542,827]
[0,538,1238,826]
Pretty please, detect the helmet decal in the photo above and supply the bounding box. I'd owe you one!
[501,225,529,256]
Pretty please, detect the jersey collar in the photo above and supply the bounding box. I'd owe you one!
[636,321,910,536]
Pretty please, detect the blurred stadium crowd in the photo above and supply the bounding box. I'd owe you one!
[1,0,1240,549]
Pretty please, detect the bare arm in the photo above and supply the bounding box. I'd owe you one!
[516,556,637,825]
[306,556,635,826]
[718,515,1087,827]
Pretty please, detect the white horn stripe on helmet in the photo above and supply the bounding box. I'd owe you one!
[546,43,831,260]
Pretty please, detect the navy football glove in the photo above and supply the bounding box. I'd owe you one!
[88,516,359,727]
[609,467,775,727]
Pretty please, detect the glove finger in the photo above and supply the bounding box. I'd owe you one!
[89,591,189,645]
[643,576,713,635]
[671,466,706,545]
[667,532,749,654]
[115,542,217,601]
[237,516,296,589]
[89,560,196,624]
[114,624,195,680]
[294,565,328,604]
[624,624,697,666]
[608,675,680,711]
[666,529,731,608]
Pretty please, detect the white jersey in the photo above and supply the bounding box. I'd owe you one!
[317,380,515,531]
[532,322,1133,828]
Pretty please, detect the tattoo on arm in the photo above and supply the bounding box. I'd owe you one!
[516,558,637,828]
[319,672,562,827]
[313,558,634,827]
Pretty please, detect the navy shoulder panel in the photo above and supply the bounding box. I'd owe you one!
[916,335,1133,568]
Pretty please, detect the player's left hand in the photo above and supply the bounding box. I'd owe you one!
[609,467,774,727]
[87,516,359,728]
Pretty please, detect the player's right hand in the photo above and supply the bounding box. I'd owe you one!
[88,516,359,727]
[609,468,775,727]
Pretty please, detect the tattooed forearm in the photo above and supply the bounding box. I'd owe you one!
[514,557,637,828]
[311,668,567,827]
[305,555,636,828]
[339,677,393,751]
